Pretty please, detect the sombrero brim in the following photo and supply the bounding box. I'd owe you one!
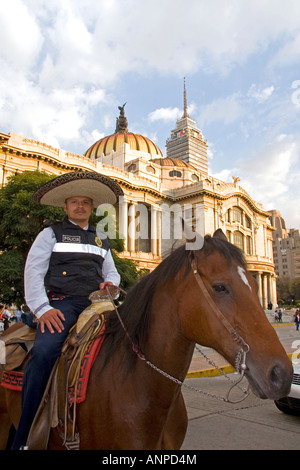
[33,171,123,207]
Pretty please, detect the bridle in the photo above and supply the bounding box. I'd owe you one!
[190,254,250,357]
[105,252,250,404]
[189,253,250,402]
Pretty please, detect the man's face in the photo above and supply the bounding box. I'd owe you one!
[63,196,93,227]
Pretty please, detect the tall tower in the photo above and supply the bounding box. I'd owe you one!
[166,79,208,174]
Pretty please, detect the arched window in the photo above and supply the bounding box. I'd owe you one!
[233,231,244,251]
[232,207,242,223]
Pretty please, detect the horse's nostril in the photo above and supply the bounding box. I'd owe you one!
[269,364,292,396]
[269,365,281,386]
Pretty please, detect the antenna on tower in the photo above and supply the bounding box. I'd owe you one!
[183,77,190,118]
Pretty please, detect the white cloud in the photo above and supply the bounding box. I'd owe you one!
[238,134,299,188]
[0,0,43,70]
[148,107,182,123]
[5,0,300,89]
[0,68,107,149]
[1,1,300,121]
[247,84,275,103]
[212,134,300,228]
[211,168,239,182]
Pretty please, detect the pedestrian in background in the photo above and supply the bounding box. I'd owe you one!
[295,310,300,331]
[2,306,11,330]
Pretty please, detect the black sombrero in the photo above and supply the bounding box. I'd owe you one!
[33,171,123,207]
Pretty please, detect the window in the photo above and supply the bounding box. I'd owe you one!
[245,215,252,229]
[169,170,182,177]
[246,236,252,255]
[233,231,244,251]
[146,165,156,174]
[232,207,242,224]
[128,163,136,172]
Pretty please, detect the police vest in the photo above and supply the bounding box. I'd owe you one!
[44,218,110,297]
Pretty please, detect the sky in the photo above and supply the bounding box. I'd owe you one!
[0,0,300,228]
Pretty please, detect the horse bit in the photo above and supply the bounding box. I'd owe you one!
[105,255,250,404]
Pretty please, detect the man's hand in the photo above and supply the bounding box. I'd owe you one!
[39,308,65,334]
[99,281,114,290]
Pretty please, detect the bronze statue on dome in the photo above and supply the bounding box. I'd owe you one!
[115,103,128,133]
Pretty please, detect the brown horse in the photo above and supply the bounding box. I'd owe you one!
[0,230,293,450]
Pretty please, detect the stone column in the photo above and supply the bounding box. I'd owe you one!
[262,274,268,309]
[267,274,272,306]
[119,196,128,251]
[256,272,263,305]
[272,275,278,307]
[128,203,136,252]
[151,205,158,255]
[157,207,162,257]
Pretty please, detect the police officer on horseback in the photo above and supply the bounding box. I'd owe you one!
[12,171,123,450]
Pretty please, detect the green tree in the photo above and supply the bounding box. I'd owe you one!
[0,171,143,307]
[0,171,64,307]
[0,171,64,256]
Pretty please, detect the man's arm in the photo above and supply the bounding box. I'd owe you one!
[24,227,65,333]
[101,249,120,287]
[24,227,55,317]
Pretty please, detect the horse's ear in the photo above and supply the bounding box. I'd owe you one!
[181,218,204,250]
[213,229,227,241]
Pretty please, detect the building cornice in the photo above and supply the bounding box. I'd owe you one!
[166,179,269,217]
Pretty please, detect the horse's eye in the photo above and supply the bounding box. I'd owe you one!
[213,283,229,294]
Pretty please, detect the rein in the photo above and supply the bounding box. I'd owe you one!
[105,252,250,403]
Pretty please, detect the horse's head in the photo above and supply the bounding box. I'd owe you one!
[178,229,293,400]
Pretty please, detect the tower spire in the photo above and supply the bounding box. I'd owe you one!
[166,79,208,174]
[182,77,190,118]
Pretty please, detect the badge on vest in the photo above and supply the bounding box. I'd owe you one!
[62,234,81,243]
[95,237,102,248]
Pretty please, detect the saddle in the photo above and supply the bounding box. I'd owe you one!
[0,323,36,372]
[26,311,107,450]
[0,291,117,450]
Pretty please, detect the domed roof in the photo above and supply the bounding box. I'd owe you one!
[151,157,197,170]
[84,104,163,159]
[85,132,163,159]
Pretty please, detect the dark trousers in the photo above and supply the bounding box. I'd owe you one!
[12,297,90,450]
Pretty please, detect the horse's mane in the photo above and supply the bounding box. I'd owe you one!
[102,234,246,373]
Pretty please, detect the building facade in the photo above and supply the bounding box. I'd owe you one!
[0,97,277,308]
[269,210,300,281]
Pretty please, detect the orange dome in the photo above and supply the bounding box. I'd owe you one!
[151,157,196,169]
[84,104,163,159]
[84,132,163,159]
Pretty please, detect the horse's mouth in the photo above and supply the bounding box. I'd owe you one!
[246,373,268,399]
[245,363,293,400]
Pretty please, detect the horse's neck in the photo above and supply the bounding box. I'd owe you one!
[143,297,195,384]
